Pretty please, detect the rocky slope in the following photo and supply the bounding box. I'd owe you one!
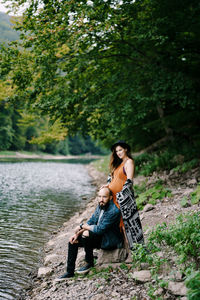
[23,164,200,300]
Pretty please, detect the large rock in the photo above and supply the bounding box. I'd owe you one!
[131,270,151,282]
[37,267,53,278]
[168,281,187,296]
[44,254,60,266]
[97,248,127,265]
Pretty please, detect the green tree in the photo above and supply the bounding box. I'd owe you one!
[1,0,200,149]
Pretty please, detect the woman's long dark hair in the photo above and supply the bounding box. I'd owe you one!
[109,145,134,176]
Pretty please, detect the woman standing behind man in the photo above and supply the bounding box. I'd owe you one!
[101,140,144,249]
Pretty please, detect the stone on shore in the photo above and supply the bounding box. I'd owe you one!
[168,281,187,296]
[131,270,152,282]
[46,240,55,247]
[97,248,127,265]
[44,254,60,266]
[37,267,53,278]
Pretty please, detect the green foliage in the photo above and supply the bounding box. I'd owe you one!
[180,196,189,208]
[0,0,200,150]
[0,105,14,150]
[180,185,200,207]
[132,212,200,300]
[190,185,200,205]
[135,181,171,210]
[134,151,175,176]
[148,213,200,264]
[68,135,105,155]
[134,140,200,176]
[185,270,200,300]
[172,159,199,174]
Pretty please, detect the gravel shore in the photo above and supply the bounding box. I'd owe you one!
[24,164,200,300]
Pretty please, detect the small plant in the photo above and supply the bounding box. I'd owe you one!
[190,184,200,205]
[148,213,200,265]
[132,212,200,300]
[172,159,199,173]
[185,270,200,300]
[135,181,171,210]
[180,196,189,207]
[119,263,129,270]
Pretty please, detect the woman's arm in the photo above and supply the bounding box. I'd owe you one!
[124,159,134,180]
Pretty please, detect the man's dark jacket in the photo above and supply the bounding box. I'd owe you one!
[87,200,123,250]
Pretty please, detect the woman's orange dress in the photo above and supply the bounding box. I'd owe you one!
[108,161,127,231]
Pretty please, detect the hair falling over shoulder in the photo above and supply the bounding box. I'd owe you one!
[109,147,134,177]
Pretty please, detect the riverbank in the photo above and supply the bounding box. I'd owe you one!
[24,163,200,300]
[0,151,102,160]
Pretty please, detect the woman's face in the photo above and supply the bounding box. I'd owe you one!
[115,145,127,160]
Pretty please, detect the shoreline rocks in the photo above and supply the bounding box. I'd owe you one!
[24,164,199,300]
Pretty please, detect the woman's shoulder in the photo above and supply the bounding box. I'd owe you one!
[124,158,134,167]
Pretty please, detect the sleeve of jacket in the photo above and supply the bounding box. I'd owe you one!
[87,206,99,226]
[90,207,121,235]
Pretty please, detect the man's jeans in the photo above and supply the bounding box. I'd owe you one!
[67,231,102,274]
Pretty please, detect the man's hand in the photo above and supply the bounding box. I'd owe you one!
[74,225,81,234]
[99,184,109,190]
[69,234,79,244]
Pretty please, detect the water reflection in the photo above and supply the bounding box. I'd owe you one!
[0,161,95,300]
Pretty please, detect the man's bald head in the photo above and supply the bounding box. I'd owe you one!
[97,187,112,207]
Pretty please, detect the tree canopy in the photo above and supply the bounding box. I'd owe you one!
[1,0,200,150]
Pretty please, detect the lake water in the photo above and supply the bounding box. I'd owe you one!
[0,161,96,300]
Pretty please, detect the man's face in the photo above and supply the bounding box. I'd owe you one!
[98,188,111,208]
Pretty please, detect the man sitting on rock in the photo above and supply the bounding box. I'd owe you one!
[59,187,123,278]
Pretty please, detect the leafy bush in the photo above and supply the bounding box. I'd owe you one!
[185,271,200,300]
[180,185,200,207]
[190,184,200,205]
[134,140,199,176]
[135,181,171,210]
[148,213,200,264]
[132,212,200,299]
[172,159,199,174]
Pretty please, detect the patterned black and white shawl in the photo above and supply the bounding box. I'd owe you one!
[108,176,144,249]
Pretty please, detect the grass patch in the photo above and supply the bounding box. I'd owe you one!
[91,155,110,174]
[0,151,17,155]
